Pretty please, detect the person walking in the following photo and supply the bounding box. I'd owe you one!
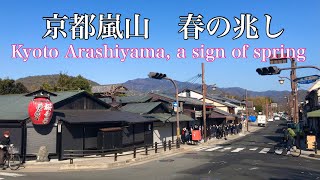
[286,127,296,153]
[181,128,186,144]
[185,128,190,143]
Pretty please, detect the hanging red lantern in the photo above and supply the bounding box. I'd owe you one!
[28,95,54,125]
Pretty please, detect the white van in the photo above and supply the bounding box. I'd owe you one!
[257,115,266,127]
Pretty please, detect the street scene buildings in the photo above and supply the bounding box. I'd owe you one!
[1,0,320,179]
[0,62,319,179]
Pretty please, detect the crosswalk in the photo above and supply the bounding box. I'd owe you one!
[194,146,276,154]
[0,172,26,179]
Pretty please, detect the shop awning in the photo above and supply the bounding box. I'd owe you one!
[307,109,320,118]
[57,110,155,124]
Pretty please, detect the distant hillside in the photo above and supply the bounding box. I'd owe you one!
[16,75,100,92]
[123,78,308,103]
[15,75,308,105]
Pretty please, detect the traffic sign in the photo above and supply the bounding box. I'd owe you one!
[270,54,288,64]
[172,102,178,107]
[294,75,320,84]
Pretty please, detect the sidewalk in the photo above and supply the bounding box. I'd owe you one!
[300,148,320,160]
[21,124,262,172]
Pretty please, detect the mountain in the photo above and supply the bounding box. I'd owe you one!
[14,75,308,104]
[123,78,308,103]
[16,75,100,92]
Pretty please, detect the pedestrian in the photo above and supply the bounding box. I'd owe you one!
[236,124,239,134]
[185,128,190,143]
[0,131,11,168]
[239,123,243,133]
[223,124,227,140]
[213,125,217,138]
[216,125,221,139]
[231,124,235,135]
[286,128,296,152]
[181,128,186,144]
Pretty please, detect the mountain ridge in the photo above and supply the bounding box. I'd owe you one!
[13,75,307,104]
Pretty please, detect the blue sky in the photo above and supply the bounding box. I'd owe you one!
[0,0,319,92]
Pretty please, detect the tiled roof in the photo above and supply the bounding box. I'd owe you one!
[116,95,152,104]
[91,84,127,94]
[150,92,208,106]
[0,91,91,120]
[57,110,154,124]
[180,89,240,107]
[120,102,162,114]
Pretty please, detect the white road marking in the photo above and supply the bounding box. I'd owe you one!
[249,167,259,170]
[0,172,26,177]
[231,148,245,152]
[259,148,270,154]
[274,149,283,155]
[249,147,258,151]
[219,147,232,152]
[194,146,210,151]
[205,146,223,152]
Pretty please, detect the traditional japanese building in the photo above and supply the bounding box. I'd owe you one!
[0,90,154,161]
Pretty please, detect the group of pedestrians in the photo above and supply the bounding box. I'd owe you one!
[208,123,243,140]
[181,125,200,144]
[181,122,243,144]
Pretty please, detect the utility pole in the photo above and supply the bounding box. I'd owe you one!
[266,98,269,119]
[290,58,300,148]
[290,59,299,124]
[245,89,249,132]
[202,63,207,142]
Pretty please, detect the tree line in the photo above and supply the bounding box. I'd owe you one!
[0,79,29,95]
[41,73,91,92]
[0,73,91,95]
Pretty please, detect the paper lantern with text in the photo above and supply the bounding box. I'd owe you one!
[28,96,54,125]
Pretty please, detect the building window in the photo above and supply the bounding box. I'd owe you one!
[186,91,190,98]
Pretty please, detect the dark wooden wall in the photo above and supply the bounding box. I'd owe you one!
[56,96,108,110]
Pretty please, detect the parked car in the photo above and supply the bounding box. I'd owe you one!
[274,116,280,121]
[268,118,274,122]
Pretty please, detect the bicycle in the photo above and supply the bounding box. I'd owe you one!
[2,144,21,170]
[274,142,301,157]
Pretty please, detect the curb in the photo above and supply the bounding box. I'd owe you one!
[300,154,320,161]
[59,148,188,170]
[24,148,189,171]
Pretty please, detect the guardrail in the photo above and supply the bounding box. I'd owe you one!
[64,139,180,164]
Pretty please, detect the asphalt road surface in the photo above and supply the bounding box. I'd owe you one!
[2,120,320,180]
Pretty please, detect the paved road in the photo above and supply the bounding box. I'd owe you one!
[2,120,320,180]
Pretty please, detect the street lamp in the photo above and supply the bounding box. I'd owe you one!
[279,79,285,84]
[278,76,291,85]
[148,72,181,146]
